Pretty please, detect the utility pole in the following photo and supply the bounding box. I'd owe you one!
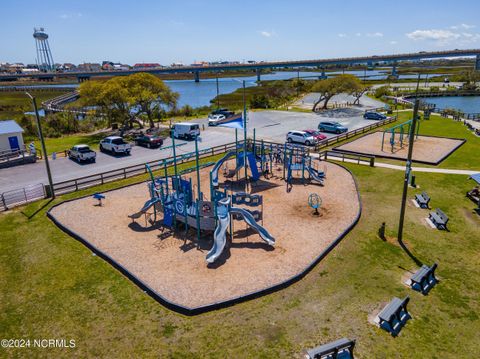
[216,76,220,109]
[397,74,421,243]
[26,92,55,199]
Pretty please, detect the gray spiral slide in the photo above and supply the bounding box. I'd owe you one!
[206,198,275,263]
[211,151,236,187]
[230,207,275,246]
[306,166,325,185]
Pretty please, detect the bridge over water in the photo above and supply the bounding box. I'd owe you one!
[2,49,479,83]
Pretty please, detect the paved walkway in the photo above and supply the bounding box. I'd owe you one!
[324,156,479,175]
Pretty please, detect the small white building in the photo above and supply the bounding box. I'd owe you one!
[0,120,25,152]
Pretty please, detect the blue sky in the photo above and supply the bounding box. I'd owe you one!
[1,0,479,65]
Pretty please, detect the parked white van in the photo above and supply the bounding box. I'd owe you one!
[172,122,200,140]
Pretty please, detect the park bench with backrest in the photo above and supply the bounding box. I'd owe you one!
[414,191,430,208]
[429,208,449,230]
[410,263,438,294]
[305,337,355,359]
[377,296,411,336]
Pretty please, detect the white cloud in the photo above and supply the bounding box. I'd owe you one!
[406,27,480,46]
[259,30,275,38]
[406,29,460,41]
[451,23,476,30]
[355,32,362,37]
[59,12,82,19]
[337,33,347,38]
[390,40,398,45]
[366,32,383,38]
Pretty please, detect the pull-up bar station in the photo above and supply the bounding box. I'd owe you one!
[381,118,420,153]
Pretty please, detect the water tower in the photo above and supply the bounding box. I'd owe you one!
[33,27,55,72]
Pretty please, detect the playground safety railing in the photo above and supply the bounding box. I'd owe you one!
[51,141,241,196]
[318,150,375,167]
[0,183,45,211]
[313,116,396,152]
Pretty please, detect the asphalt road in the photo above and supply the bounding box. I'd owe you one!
[0,95,384,194]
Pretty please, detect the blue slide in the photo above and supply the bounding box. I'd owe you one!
[247,153,260,181]
[230,207,275,246]
[306,166,325,185]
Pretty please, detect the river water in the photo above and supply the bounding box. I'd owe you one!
[4,69,448,109]
[422,96,480,113]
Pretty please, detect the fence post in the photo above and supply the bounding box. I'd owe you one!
[123,168,127,179]
[370,157,375,167]
[1,194,6,210]
[23,188,28,202]
[75,180,78,191]
[101,173,104,185]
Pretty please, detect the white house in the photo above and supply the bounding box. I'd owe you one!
[0,120,25,152]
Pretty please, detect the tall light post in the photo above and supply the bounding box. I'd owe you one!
[26,92,55,199]
[242,80,248,191]
[216,75,220,109]
[397,74,421,247]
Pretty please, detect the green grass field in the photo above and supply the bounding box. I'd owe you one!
[1,113,479,357]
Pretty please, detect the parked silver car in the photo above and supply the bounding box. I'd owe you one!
[286,131,317,146]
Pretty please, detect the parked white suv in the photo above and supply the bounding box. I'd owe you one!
[172,122,200,140]
[208,114,226,126]
[99,136,131,155]
[286,131,317,146]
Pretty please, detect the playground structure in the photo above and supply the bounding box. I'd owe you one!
[128,129,328,264]
[381,119,420,153]
[49,142,360,312]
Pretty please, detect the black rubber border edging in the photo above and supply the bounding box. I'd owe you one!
[333,131,466,166]
[47,161,362,316]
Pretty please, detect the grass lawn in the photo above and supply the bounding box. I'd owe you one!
[30,132,108,155]
[1,152,479,357]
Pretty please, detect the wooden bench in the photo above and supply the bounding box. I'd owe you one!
[305,338,355,359]
[429,208,449,230]
[410,263,438,294]
[414,191,430,208]
[377,296,411,335]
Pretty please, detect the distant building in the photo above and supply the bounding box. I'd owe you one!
[102,61,115,70]
[113,63,130,71]
[77,63,101,72]
[21,68,39,74]
[62,63,76,71]
[191,61,209,67]
[171,62,184,67]
[133,63,162,69]
[0,120,24,152]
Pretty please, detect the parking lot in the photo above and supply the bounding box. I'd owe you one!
[0,96,385,194]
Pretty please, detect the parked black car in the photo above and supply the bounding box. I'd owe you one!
[135,134,164,148]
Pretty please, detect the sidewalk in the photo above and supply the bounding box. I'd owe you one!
[324,156,479,175]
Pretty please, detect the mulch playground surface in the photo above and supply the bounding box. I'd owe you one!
[334,132,465,164]
[50,161,360,310]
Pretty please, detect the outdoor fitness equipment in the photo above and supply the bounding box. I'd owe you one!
[381,119,420,153]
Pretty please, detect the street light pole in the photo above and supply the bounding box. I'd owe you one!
[26,92,55,199]
[216,75,220,109]
[243,80,248,191]
[397,74,421,243]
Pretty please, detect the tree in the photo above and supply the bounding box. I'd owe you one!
[79,73,179,132]
[311,74,361,111]
[374,85,391,98]
[124,73,178,128]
